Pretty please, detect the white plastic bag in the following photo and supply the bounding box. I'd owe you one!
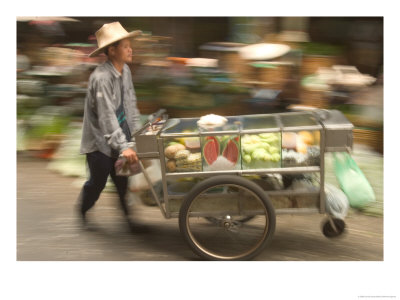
[325,183,349,220]
[197,114,227,129]
[128,159,162,192]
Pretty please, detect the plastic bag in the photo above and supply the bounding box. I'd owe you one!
[128,159,162,192]
[114,156,141,177]
[114,142,141,177]
[325,183,349,219]
[333,152,375,209]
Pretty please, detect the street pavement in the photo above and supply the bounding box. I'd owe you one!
[17,154,383,261]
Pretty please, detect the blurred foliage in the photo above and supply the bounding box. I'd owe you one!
[24,106,72,140]
[299,42,345,56]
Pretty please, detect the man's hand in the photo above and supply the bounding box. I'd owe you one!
[122,148,138,164]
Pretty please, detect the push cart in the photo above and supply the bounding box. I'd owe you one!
[132,108,354,261]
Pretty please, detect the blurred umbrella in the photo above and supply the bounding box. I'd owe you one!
[17,17,80,38]
[17,16,80,22]
[239,43,291,60]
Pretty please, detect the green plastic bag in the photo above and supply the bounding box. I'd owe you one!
[333,152,375,209]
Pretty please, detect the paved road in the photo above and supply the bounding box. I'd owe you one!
[17,155,383,261]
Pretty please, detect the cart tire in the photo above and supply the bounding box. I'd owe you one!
[322,218,346,238]
[179,175,275,261]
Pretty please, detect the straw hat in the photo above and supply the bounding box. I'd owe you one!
[89,22,142,57]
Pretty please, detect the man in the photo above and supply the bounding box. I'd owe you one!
[78,22,144,232]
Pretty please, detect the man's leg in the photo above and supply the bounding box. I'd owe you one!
[110,165,149,233]
[109,167,129,217]
[79,151,113,219]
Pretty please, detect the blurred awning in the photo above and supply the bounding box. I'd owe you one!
[17,16,80,22]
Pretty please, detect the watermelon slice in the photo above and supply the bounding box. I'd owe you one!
[203,136,219,165]
[222,138,240,164]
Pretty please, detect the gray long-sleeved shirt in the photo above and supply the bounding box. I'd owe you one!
[80,60,142,157]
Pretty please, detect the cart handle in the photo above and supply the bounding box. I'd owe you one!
[312,109,330,121]
[147,108,167,124]
[131,109,168,138]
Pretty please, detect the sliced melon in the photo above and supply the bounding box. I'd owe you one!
[202,137,219,165]
[222,138,240,164]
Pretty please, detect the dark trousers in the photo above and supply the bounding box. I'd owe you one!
[79,151,129,216]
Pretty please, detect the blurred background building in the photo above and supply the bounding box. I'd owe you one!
[16,16,383,167]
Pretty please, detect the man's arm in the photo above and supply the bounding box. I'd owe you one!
[93,77,131,155]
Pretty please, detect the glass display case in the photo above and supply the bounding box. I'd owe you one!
[240,114,281,169]
[199,116,241,172]
[159,112,324,173]
[280,112,322,167]
[161,118,202,173]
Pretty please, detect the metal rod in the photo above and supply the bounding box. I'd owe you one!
[138,159,167,218]
[161,132,200,138]
[275,208,320,215]
[168,207,321,218]
[162,125,322,137]
[162,189,320,199]
[266,190,320,196]
[188,210,266,217]
[319,127,326,214]
[199,130,240,136]
[241,128,281,134]
[274,114,283,131]
[276,111,315,117]
[281,125,323,132]
[165,166,321,179]
[157,136,171,218]
[137,152,160,159]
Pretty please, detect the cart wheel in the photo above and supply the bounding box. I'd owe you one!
[205,215,255,224]
[179,175,275,261]
[204,185,255,224]
[322,218,346,238]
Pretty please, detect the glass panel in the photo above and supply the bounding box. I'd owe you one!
[280,113,319,128]
[161,118,199,135]
[241,133,281,169]
[163,137,202,173]
[281,130,321,167]
[198,117,241,171]
[198,116,241,133]
[241,114,278,130]
[201,135,241,171]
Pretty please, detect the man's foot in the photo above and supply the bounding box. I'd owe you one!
[76,205,92,230]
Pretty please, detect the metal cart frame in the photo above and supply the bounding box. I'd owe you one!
[132,109,353,260]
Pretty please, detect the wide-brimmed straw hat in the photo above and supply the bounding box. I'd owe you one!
[89,22,142,57]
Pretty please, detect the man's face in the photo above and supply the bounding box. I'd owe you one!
[110,38,133,64]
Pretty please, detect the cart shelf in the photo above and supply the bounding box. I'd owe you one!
[165,166,321,179]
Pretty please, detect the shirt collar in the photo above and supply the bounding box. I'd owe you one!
[105,60,123,78]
